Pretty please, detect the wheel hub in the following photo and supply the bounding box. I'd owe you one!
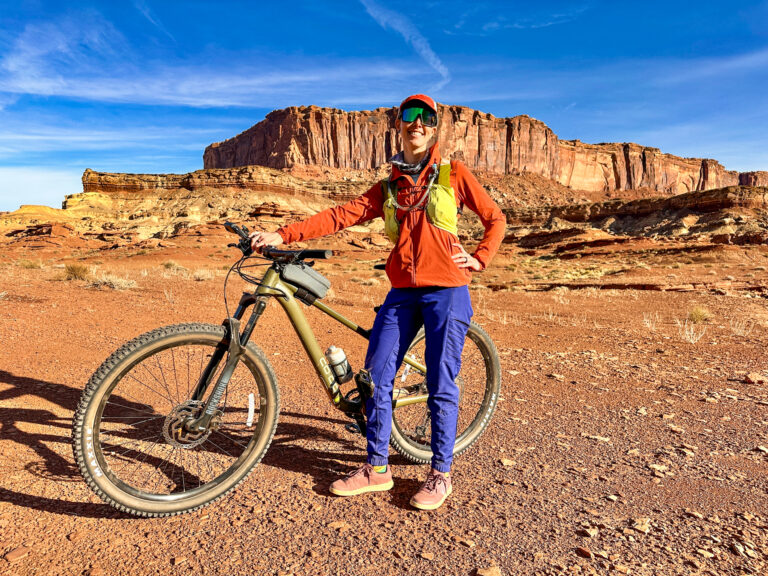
[163,401,221,448]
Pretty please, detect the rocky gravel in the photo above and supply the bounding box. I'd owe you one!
[1,238,766,575]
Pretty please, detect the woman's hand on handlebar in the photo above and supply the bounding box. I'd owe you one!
[249,231,284,253]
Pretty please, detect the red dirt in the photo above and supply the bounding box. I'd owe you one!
[1,231,767,576]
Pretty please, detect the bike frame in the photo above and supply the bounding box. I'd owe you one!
[185,263,428,432]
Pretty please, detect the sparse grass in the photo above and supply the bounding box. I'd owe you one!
[551,286,570,305]
[729,317,754,337]
[64,262,91,281]
[643,311,660,331]
[163,260,187,272]
[578,287,602,298]
[87,274,137,290]
[543,308,560,324]
[688,305,711,324]
[350,277,380,286]
[164,288,175,304]
[17,259,43,269]
[192,269,214,282]
[675,318,707,344]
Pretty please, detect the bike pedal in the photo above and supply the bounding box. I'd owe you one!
[345,423,361,435]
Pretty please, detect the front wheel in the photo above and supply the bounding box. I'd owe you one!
[389,321,501,464]
[72,323,279,517]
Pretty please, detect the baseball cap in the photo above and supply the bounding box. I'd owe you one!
[399,94,438,114]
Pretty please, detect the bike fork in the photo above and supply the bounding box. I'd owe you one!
[185,294,267,433]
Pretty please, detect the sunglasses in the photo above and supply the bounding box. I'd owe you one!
[400,106,438,127]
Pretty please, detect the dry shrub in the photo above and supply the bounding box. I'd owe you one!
[88,273,137,290]
[65,263,91,280]
[355,277,380,286]
[17,259,43,269]
[643,311,660,331]
[688,305,711,324]
[192,269,213,282]
[676,318,707,344]
[0,291,7,301]
[729,318,754,337]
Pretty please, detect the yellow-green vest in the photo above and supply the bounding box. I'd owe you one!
[382,162,459,243]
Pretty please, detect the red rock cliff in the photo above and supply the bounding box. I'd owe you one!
[204,104,743,195]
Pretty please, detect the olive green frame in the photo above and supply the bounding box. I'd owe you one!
[255,267,428,409]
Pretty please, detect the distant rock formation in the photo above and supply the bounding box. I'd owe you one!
[504,186,768,245]
[204,104,743,195]
[739,171,768,187]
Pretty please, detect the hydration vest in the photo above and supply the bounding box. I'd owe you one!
[381,161,459,243]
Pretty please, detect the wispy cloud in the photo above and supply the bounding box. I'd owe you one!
[447,4,589,36]
[359,0,450,90]
[0,13,426,108]
[133,0,176,41]
[654,47,768,85]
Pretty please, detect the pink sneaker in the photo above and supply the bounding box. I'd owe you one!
[329,464,393,497]
[410,469,452,510]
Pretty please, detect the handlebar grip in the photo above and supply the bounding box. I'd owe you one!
[297,249,333,260]
[261,247,333,260]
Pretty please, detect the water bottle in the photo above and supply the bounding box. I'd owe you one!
[325,345,353,384]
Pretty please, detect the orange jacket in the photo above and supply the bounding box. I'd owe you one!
[277,144,506,288]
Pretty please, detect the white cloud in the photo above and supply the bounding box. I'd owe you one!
[654,47,768,85]
[0,13,429,108]
[0,167,83,211]
[359,0,451,90]
[133,0,176,41]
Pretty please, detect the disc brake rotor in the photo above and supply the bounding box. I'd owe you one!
[163,400,222,449]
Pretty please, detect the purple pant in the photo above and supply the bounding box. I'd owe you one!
[364,286,473,472]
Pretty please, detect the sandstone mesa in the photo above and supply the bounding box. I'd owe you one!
[1,103,767,248]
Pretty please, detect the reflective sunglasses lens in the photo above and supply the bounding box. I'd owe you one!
[400,107,424,123]
[421,110,438,127]
[400,107,438,127]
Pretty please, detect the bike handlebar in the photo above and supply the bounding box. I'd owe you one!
[223,221,332,261]
[261,247,333,261]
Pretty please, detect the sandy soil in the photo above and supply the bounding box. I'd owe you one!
[1,231,767,576]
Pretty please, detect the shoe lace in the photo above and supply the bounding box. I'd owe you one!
[348,464,373,479]
[423,472,447,493]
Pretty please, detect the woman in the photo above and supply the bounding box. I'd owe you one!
[250,94,506,510]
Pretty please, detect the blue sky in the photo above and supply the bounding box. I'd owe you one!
[1,0,767,211]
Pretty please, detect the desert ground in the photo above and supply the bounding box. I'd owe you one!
[1,230,767,576]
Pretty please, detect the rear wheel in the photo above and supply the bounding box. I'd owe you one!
[72,323,279,517]
[389,322,501,464]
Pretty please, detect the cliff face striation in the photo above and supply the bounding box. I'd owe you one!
[204,104,743,195]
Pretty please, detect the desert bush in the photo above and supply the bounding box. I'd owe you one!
[675,318,707,344]
[688,305,711,324]
[0,291,7,300]
[729,318,754,337]
[87,273,137,290]
[65,263,91,281]
[643,311,660,331]
[17,259,43,269]
[355,277,380,286]
[192,269,214,282]
[543,308,559,323]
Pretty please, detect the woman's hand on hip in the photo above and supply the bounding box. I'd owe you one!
[249,231,284,253]
[452,243,482,271]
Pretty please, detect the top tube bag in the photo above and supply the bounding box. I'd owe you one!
[280,262,331,300]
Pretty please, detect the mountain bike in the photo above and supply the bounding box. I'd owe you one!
[72,222,502,517]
